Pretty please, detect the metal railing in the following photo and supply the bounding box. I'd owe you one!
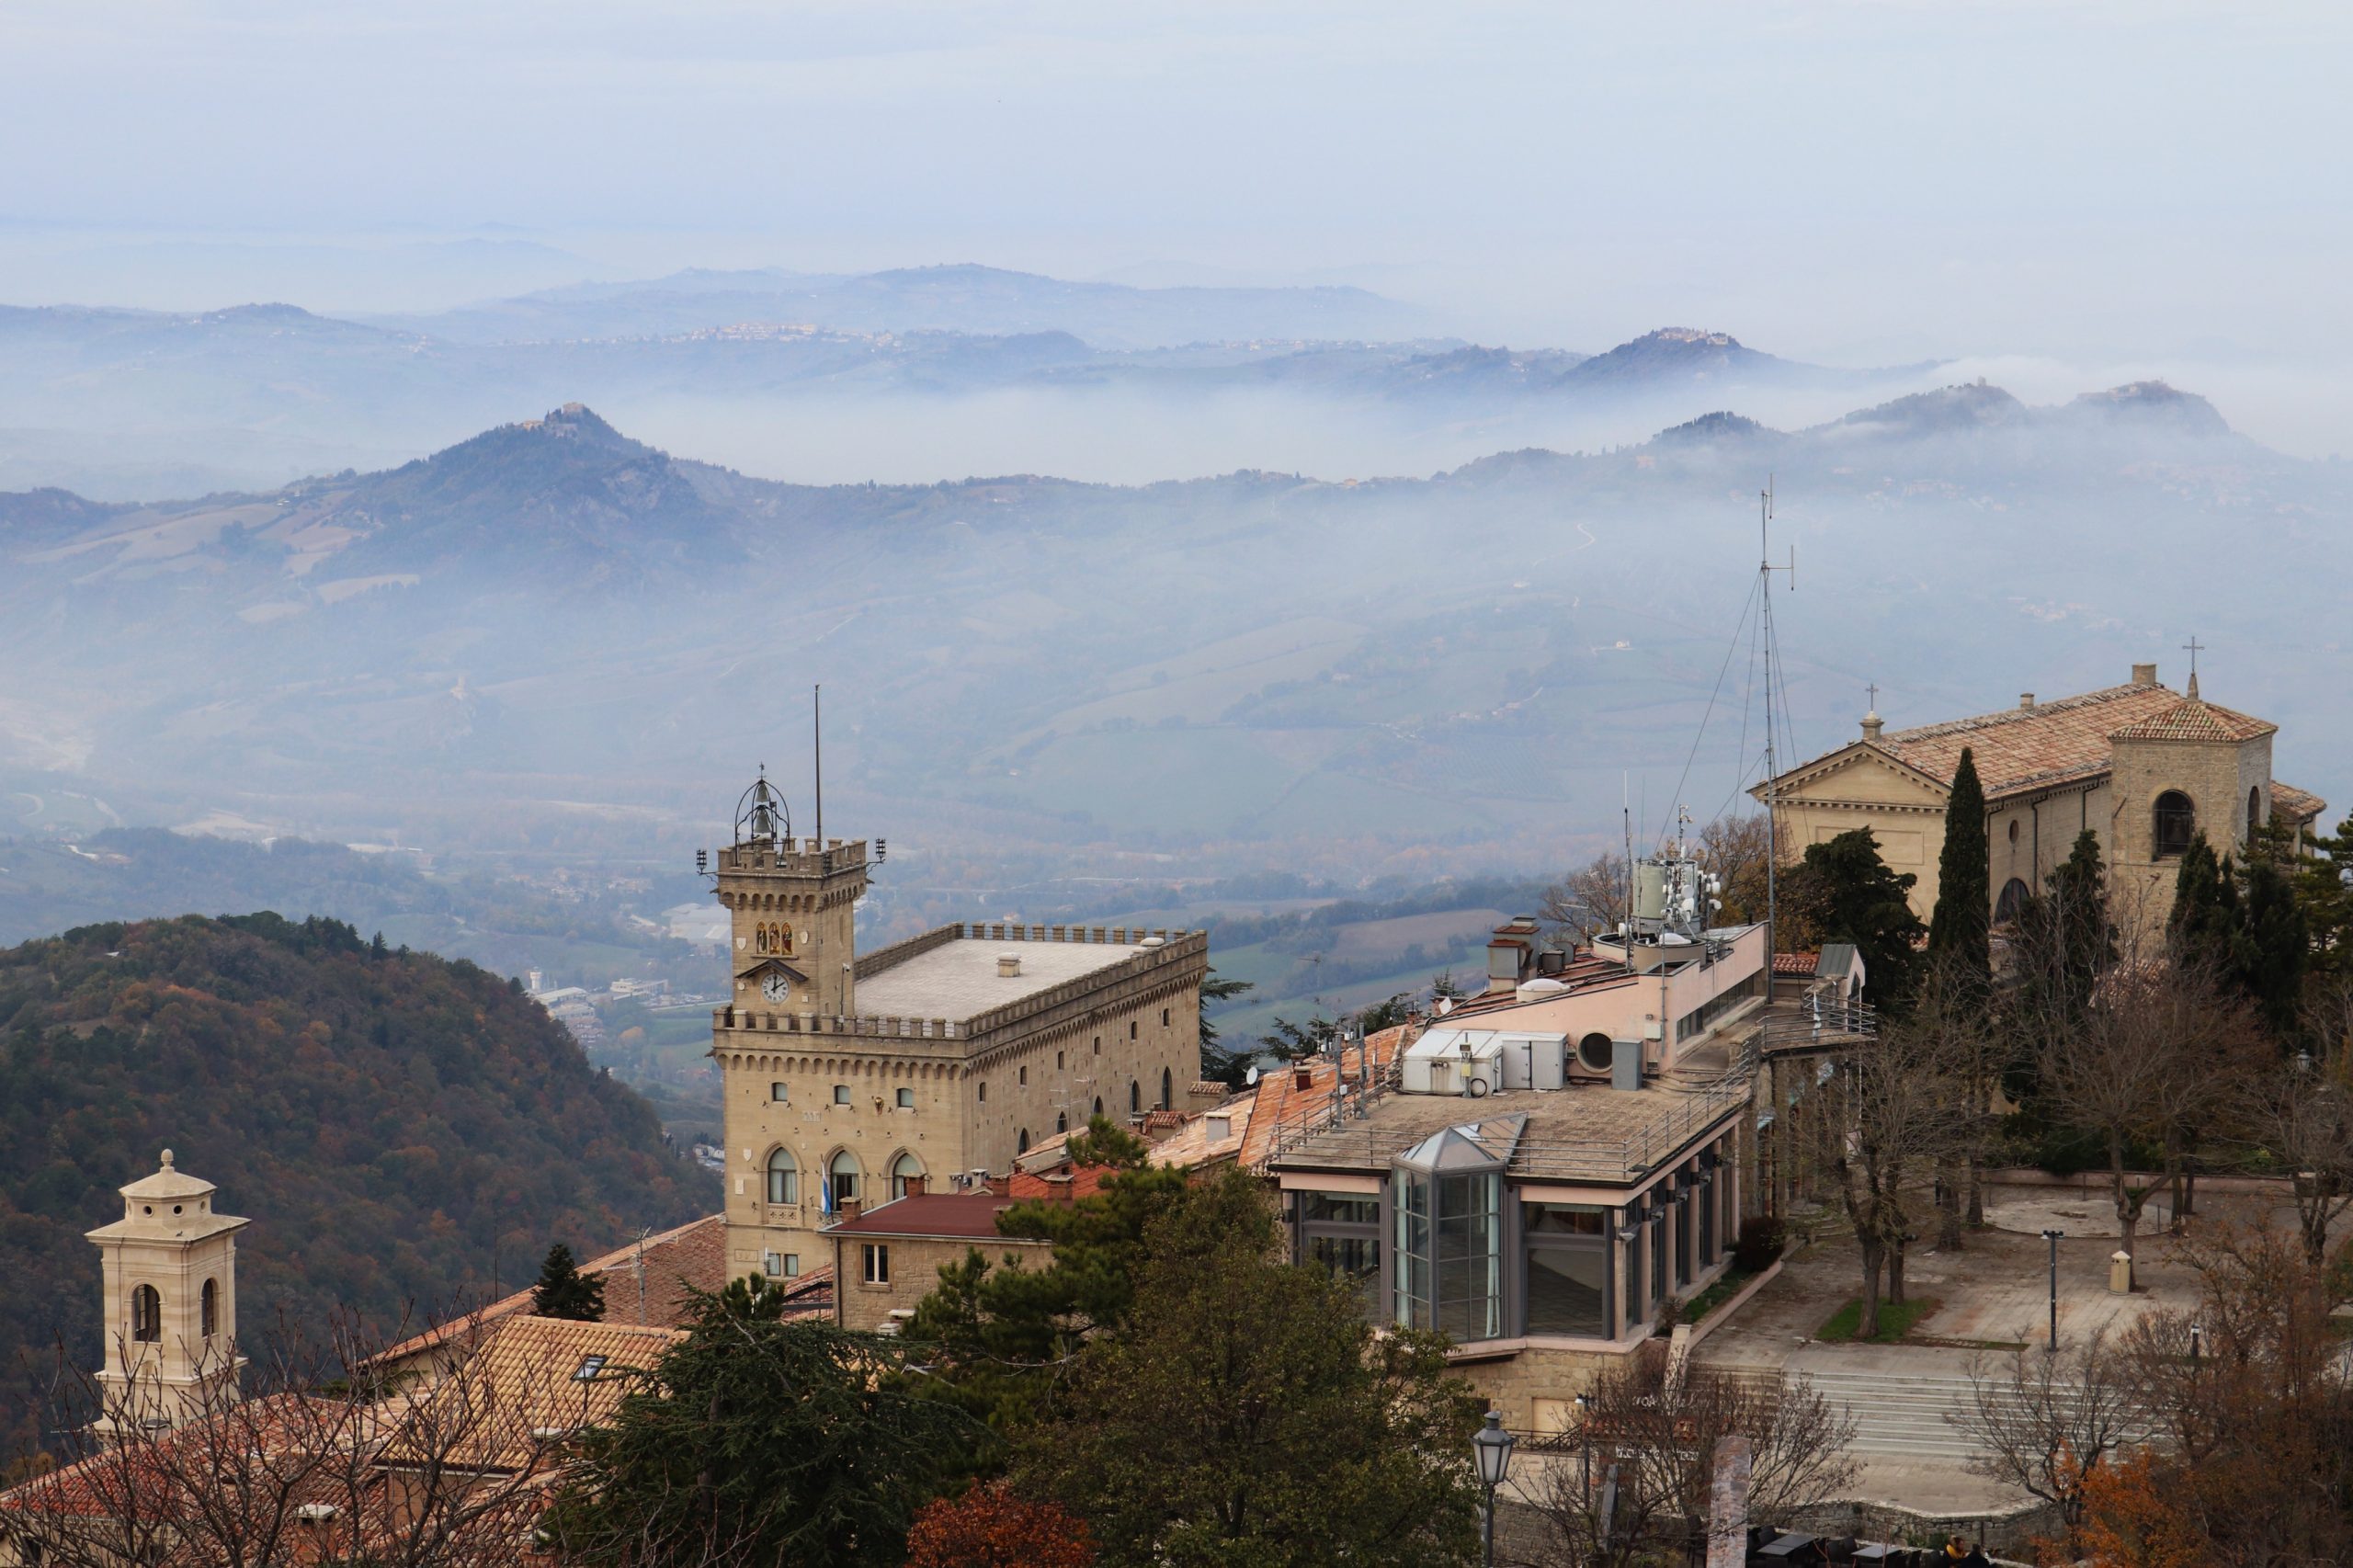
[1757,993,1879,1053]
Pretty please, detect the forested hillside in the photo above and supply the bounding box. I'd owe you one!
[0,913,717,1456]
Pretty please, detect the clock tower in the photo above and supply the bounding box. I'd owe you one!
[711,772,869,1018]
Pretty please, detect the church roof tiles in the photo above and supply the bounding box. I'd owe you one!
[1870,683,2185,799]
[2106,695,2277,744]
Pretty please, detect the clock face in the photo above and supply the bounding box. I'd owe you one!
[760,972,792,1004]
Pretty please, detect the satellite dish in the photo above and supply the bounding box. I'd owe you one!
[1245,1066,1261,1085]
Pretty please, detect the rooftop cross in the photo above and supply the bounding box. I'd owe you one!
[2181,636,2204,677]
[1866,681,1879,710]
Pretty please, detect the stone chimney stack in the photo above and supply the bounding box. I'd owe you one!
[2131,662,2158,687]
[2019,693,2037,710]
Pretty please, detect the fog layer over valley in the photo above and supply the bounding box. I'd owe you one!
[2,369,2342,948]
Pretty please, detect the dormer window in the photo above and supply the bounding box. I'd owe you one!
[2154,790,2195,858]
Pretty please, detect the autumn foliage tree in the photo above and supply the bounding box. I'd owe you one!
[904,1482,1097,1568]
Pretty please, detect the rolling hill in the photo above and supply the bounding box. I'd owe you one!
[0,912,717,1456]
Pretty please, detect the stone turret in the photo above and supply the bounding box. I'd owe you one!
[85,1150,247,1437]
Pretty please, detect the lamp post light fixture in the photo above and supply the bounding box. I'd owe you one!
[2189,1322,2202,1369]
[2040,1229,2064,1353]
[1472,1407,1517,1568]
[1574,1392,1593,1497]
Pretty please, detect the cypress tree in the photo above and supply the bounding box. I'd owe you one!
[1786,827,1928,1015]
[1927,746,1992,998]
[530,1242,607,1322]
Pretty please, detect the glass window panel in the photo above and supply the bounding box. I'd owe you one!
[1523,1201,1607,1236]
[1310,1233,1382,1322]
[1301,1191,1380,1226]
[1526,1242,1608,1336]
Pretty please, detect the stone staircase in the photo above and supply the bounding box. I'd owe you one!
[1701,1361,2143,1462]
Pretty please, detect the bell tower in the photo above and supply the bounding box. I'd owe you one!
[712,771,870,1018]
[85,1150,247,1437]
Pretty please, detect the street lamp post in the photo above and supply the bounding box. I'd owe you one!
[2040,1229,2064,1353]
[1574,1392,1592,1498]
[2189,1322,2202,1369]
[1472,1408,1517,1568]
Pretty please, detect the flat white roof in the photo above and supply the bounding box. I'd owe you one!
[854,937,1146,1023]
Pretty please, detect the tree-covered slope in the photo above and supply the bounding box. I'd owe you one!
[0,913,717,1455]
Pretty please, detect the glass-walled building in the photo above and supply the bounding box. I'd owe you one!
[1273,1067,1750,1436]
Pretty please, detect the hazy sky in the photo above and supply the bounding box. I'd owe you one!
[5,2,2351,449]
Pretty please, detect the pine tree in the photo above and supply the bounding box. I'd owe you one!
[1783,827,1928,1015]
[1927,746,1992,999]
[2295,812,2353,985]
[530,1242,606,1322]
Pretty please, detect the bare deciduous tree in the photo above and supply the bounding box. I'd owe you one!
[1542,852,1629,944]
[1950,1330,2139,1551]
[1819,1013,1969,1337]
[1523,1352,1857,1568]
[2234,1026,2353,1267]
[1695,814,1772,927]
[0,1307,653,1568]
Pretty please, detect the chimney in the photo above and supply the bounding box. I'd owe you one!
[1486,915,1540,994]
[2019,693,2037,710]
[902,1175,925,1198]
[996,954,1021,978]
[1293,1065,1313,1090]
[2131,662,2158,687]
[836,1198,861,1224]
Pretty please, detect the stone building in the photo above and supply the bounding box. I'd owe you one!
[1262,903,1769,1433]
[705,776,1208,1285]
[1755,663,2326,929]
[83,1150,245,1437]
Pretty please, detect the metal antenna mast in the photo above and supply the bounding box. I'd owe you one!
[813,685,823,846]
[1758,480,1794,951]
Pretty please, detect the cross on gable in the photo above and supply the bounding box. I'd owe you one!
[2181,636,2204,676]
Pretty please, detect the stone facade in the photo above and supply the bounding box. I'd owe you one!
[825,1219,1051,1333]
[708,811,1205,1286]
[83,1151,246,1436]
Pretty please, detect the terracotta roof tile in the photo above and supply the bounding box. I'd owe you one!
[1870,684,2185,799]
[2107,696,2277,744]
[2271,782,2329,824]
[398,1313,682,1470]
[824,1192,1018,1240]
[1237,1026,1407,1170]
[378,1214,728,1364]
[1773,950,1821,975]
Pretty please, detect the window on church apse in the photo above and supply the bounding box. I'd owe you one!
[2154,791,2195,858]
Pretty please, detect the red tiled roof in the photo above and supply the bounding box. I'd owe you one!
[824,1192,1019,1240]
[2107,695,2277,744]
[1773,951,1821,975]
[2271,782,2329,824]
[1237,1026,1407,1170]
[1870,683,2185,799]
[1006,1165,1115,1201]
[377,1213,728,1364]
[1,1395,341,1519]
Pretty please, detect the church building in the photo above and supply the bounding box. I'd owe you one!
[705,776,1209,1285]
[1756,662,2326,929]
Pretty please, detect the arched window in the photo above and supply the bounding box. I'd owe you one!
[1093,1096,1103,1117]
[828,1151,860,1206]
[2154,790,2195,858]
[1017,1129,1030,1155]
[891,1153,924,1200]
[199,1278,218,1339]
[766,1148,799,1205]
[1995,878,2031,926]
[131,1284,162,1344]
[1160,1067,1173,1111]
[2247,786,2263,842]
[1055,1111,1068,1134]
[1576,1032,1615,1073]
[1130,1081,1142,1117]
